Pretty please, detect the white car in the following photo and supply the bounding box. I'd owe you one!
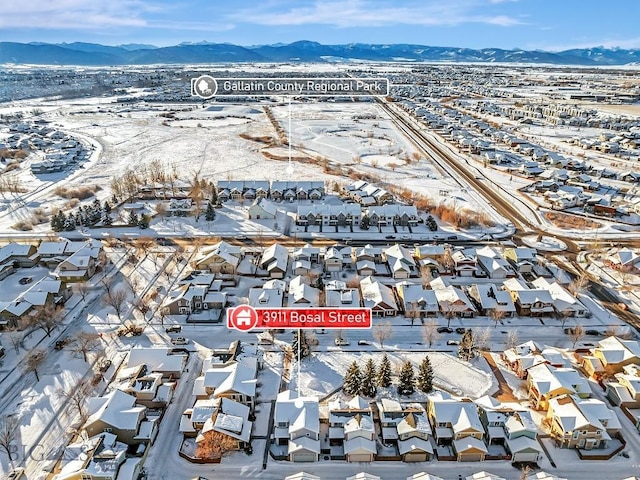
[335,337,350,346]
[170,337,188,345]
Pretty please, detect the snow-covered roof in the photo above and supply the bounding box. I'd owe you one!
[406,472,444,480]
[453,436,488,454]
[431,399,483,433]
[260,243,289,272]
[86,390,144,431]
[465,471,504,480]
[527,363,590,396]
[594,336,640,365]
[360,276,397,311]
[213,397,252,443]
[249,287,284,308]
[127,347,186,373]
[284,473,321,480]
[344,435,377,454]
[398,436,433,455]
[275,390,319,436]
[526,472,567,480]
[549,395,620,434]
[396,282,439,311]
[203,362,257,398]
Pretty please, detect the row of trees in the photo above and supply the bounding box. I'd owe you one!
[343,354,434,397]
[51,198,113,232]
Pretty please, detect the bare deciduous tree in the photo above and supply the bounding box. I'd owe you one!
[489,308,506,329]
[133,236,155,259]
[24,349,46,382]
[57,383,92,419]
[475,327,491,351]
[569,325,585,348]
[71,332,101,362]
[422,320,440,348]
[29,304,64,337]
[0,415,19,461]
[103,287,128,322]
[373,321,393,349]
[506,329,520,350]
[568,271,589,298]
[76,282,90,303]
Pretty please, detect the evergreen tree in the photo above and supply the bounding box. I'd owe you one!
[292,330,311,361]
[103,200,112,214]
[397,360,416,395]
[343,361,362,396]
[64,213,77,232]
[360,358,377,397]
[50,211,65,232]
[128,211,139,226]
[103,213,112,226]
[458,328,476,361]
[138,214,150,229]
[205,202,215,222]
[417,355,434,393]
[377,353,392,388]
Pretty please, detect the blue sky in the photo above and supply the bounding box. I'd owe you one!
[0,0,638,51]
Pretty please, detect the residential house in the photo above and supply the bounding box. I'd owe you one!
[606,364,640,407]
[346,181,394,205]
[527,363,591,410]
[274,390,320,462]
[503,247,538,274]
[192,241,242,274]
[126,347,187,379]
[467,284,516,318]
[270,181,325,201]
[396,282,439,318]
[366,205,419,227]
[292,244,321,264]
[260,243,289,278]
[397,408,434,462]
[360,276,398,316]
[288,276,321,307]
[433,285,477,318]
[451,250,477,277]
[197,361,257,409]
[296,204,361,227]
[466,473,506,480]
[503,411,543,464]
[84,390,159,445]
[344,414,377,462]
[503,278,555,317]
[0,242,38,268]
[353,244,383,264]
[502,341,544,379]
[384,244,417,279]
[328,396,372,449]
[162,281,227,316]
[427,396,485,458]
[52,432,133,480]
[0,276,71,328]
[475,246,517,279]
[325,285,362,309]
[249,286,284,308]
[532,277,589,318]
[118,371,175,409]
[247,197,278,219]
[216,181,270,202]
[547,395,621,449]
[376,398,405,444]
[194,397,253,451]
[591,336,640,375]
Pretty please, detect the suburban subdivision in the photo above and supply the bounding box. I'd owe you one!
[1,49,640,480]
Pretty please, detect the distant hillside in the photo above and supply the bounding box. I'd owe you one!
[1,41,639,66]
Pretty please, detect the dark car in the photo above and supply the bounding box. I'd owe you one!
[437,327,453,334]
[165,325,182,333]
[564,327,575,335]
[455,327,466,334]
[385,235,396,239]
[19,276,33,285]
[585,329,600,336]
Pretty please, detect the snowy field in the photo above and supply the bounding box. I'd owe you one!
[290,351,493,400]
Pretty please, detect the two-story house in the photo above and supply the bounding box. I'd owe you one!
[527,363,591,410]
[274,390,320,462]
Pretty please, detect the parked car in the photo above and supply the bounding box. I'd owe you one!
[585,329,600,336]
[335,337,350,346]
[54,339,69,350]
[385,235,396,239]
[7,468,26,480]
[455,327,466,334]
[437,327,453,334]
[170,337,188,345]
[165,325,182,333]
[564,327,576,335]
[18,276,33,285]
[357,340,371,346]
[168,347,190,355]
[447,235,458,241]
[446,340,459,346]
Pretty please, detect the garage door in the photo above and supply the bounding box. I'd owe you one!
[512,452,540,463]
[459,453,483,462]
[348,454,373,462]
[404,453,428,462]
[292,453,316,462]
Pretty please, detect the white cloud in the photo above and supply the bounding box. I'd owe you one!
[0,0,174,30]
[227,0,523,28]
[537,37,640,51]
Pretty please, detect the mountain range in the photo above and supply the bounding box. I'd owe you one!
[0,40,639,66]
